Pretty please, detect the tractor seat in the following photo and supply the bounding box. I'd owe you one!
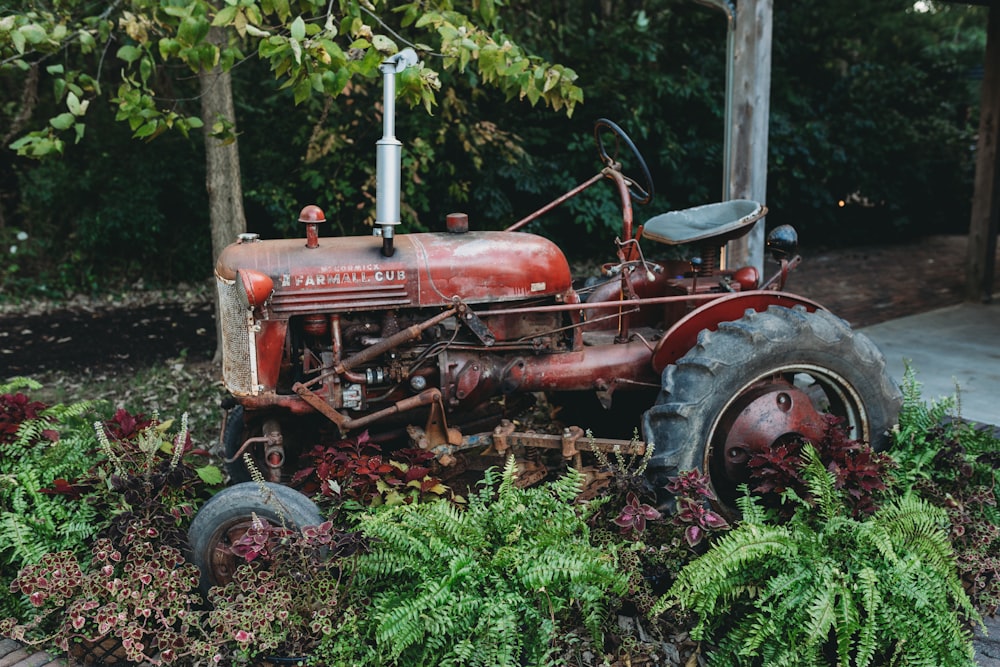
[642,199,766,246]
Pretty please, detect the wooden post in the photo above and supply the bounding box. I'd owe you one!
[965,4,1000,304]
[725,0,773,274]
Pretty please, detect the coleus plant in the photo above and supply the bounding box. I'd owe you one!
[207,515,368,661]
[747,414,894,518]
[613,492,662,537]
[665,469,729,548]
[292,431,449,507]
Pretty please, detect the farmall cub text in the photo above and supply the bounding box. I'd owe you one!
[189,50,901,588]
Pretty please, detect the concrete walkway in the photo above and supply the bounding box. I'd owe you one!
[861,302,1000,427]
[862,301,999,665]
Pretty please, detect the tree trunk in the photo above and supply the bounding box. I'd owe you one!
[200,28,246,363]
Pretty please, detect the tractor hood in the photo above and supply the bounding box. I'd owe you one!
[215,230,573,316]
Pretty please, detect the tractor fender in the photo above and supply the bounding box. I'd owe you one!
[650,290,827,373]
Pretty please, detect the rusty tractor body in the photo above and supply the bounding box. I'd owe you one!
[189,50,901,589]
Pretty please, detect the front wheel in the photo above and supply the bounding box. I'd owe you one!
[641,306,901,513]
[188,481,324,594]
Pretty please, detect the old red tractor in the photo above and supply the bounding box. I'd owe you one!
[189,50,901,588]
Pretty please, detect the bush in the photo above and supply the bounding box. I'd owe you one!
[657,445,980,667]
[316,457,628,666]
[888,368,1000,616]
[0,378,102,619]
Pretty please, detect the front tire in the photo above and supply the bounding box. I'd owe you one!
[641,306,901,512]
[188,481,324,594]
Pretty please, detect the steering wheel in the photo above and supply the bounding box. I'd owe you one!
[594,118,654,206]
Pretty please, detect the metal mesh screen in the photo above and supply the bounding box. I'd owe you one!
[217,275,255,395]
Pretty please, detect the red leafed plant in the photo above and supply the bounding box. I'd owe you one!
[747,414,894,518]
[101,408,154,443]
[0,522,216,664]
[0,390,50,445]
[292,431,449,507]
[206,516,368,661]
[613,492,662,537]
[665,470,730,548]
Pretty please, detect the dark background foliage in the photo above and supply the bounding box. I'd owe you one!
[0,0,987,296]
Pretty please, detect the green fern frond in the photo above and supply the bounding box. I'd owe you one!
[0,377,42,394]
[799,443,841,520]
[734,484,769,524]
[853,566,881,667]
[322,460,628,666]
[656,441,980,667]
[876,494,955,574]
[657,521,794,621]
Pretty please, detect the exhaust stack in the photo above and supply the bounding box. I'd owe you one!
[375,48,419,257]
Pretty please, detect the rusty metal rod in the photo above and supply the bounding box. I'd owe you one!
[481,290,732,316]
[334,307,456,375]
[293,381,445,435]
[459,430,646,456]
[505,172,604,232]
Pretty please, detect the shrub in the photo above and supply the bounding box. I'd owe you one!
[315,456,628,666]
[656,444,980,667]
[205,517,367,662]
[292,431,450,510]
[888,368,1000,615]
[0,378,102,618]
[0,415,220,664]
[747,414,895,519]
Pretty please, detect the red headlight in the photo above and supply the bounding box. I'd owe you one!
[237,269,274,308]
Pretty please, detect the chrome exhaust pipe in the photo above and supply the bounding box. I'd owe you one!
[375,48,418,257]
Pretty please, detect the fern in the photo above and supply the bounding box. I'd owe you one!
[886,369,1000,615]
[0,386,106,619]
[315,457,628,666]
[656,444,980,666]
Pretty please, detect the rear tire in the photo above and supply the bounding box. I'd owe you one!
[641,306,901,512]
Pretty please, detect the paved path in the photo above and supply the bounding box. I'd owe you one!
[0,638,64,667]
[977,617,1000,666]
[861,302,1000,427]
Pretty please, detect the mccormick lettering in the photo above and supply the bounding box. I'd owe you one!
[282,269,407,288]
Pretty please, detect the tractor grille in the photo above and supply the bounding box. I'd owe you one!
[217,276,257,395]
[270,283,411,314]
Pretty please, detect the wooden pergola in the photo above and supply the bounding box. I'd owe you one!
[725,1,998,303]
[959,0,1000,303]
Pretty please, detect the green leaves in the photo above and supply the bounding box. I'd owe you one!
[116,44,143,64]
[321,459,627,666]
[659,445,980,667]
[3,0,583,164]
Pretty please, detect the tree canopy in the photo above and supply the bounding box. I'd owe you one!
[1,0,582,156]
[0,0,989,296]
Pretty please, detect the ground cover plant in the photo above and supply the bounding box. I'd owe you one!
[0,378,104,619]
[312,456,629,666]
[0,365,996,666]
[659,444,980,667]
[889,368,1000,616]
[0,405,223,663]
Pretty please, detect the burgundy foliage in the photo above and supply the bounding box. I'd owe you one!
[292,431,445,505]
[665,469,729,548]
[0,392,54,445]
[747,415,894,517]
[612,492,662,537]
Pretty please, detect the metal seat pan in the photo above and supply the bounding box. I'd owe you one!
[642,199,765,246]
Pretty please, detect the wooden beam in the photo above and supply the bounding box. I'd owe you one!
[965,4,1000,303]
[725,0,773,274]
